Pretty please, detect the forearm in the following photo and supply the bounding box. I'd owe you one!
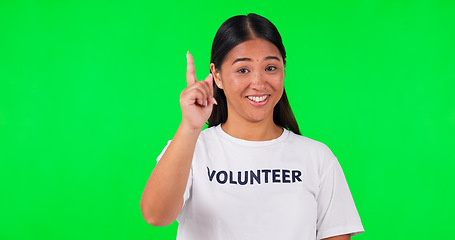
[140,122,201,226]
[322,234,351,240]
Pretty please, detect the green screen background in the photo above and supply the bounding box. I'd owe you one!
[1,0,454,239]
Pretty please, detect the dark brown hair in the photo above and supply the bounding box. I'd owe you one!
[208,13,300,135]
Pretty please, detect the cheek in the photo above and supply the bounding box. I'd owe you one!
[223,75,249,93]
[268,74,285,89]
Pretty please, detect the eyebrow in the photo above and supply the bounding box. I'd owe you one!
[232,56,281,65]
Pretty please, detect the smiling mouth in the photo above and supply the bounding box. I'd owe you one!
[246,95,269,103]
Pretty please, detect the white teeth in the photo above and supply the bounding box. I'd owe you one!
[247,95,268,102]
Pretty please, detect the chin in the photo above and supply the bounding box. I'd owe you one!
[245,112,273,123]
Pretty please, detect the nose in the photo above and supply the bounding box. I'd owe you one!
[250,72,267,90]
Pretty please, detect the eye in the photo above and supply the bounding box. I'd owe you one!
[237,68,249,73]
[265,66,277,71]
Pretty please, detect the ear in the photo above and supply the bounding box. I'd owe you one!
[210,63,223,89]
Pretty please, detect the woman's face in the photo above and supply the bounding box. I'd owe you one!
[211,38,285,124]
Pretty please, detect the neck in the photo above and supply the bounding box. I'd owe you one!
[221,117,283,141]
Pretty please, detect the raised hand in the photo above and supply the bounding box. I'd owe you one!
[180,52,217,131]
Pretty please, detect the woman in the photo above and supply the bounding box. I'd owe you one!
[141,13,364,240]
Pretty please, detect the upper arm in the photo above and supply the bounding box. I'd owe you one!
[321,234,351,240]
[316,152,364,239]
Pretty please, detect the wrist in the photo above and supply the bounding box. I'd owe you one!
[179,121,203,135]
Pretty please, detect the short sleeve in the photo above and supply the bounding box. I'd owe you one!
[316,155,364,240]
[156,140,193,221]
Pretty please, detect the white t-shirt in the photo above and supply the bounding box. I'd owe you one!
[157,124,364,240]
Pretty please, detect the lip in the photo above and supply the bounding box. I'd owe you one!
[245,94,270,106]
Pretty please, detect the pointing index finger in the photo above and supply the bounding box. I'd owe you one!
[186,51,197,87]
[205,73,214,96]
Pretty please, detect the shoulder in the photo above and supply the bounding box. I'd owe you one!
[286,130,335,157]
[200,125,217,136]
[193,125,220,148]
[285,130,339,175]
[198,125,218,141]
